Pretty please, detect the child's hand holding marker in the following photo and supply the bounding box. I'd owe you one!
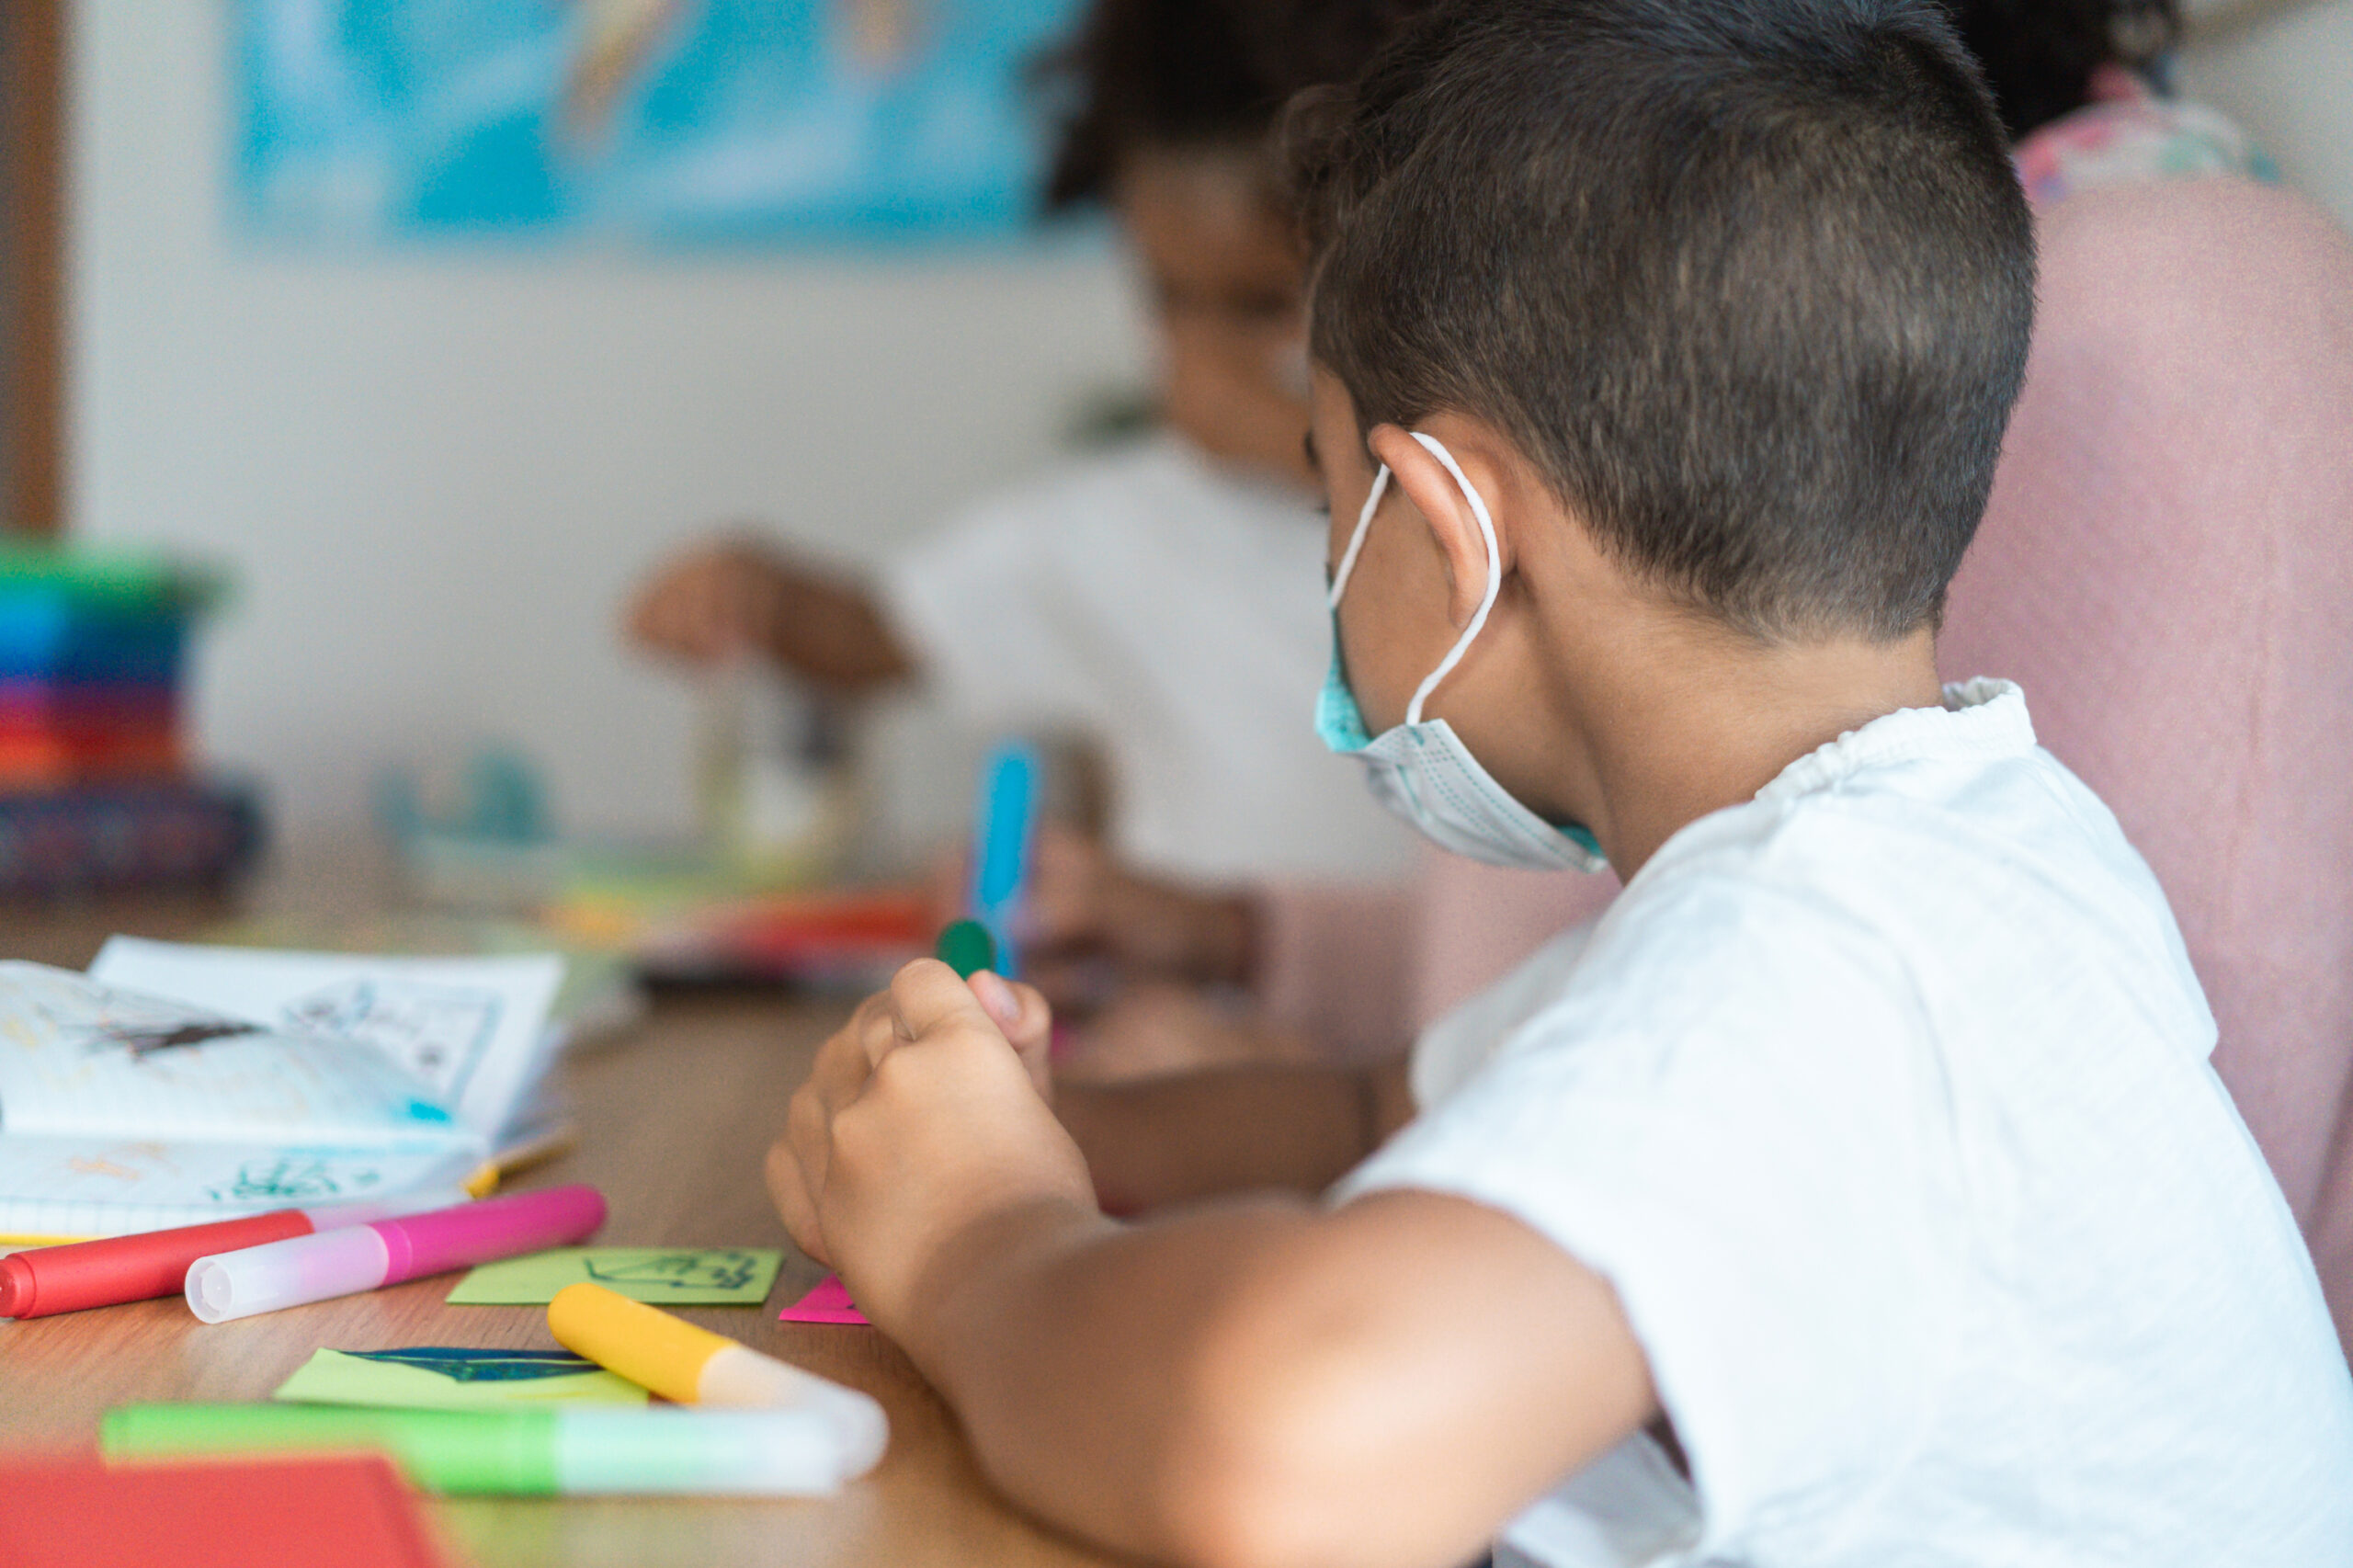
[766,958,1094,1337]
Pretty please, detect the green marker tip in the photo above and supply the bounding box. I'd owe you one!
[936,919,996,980]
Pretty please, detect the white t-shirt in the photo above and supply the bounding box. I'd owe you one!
[1338,680,2353,1568]
[881,438,1415,885]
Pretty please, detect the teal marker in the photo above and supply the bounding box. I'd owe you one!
[102,1403,870,1496]
[961,741,1041,978]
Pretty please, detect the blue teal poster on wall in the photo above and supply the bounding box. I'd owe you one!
[234,0,1089,247]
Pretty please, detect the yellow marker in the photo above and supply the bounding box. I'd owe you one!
[549,1282,887,1476]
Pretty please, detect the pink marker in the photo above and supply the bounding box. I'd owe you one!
[184,1184,606,1324]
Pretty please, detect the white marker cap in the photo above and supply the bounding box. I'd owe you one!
[185,1224,392,1324]
[551,1407,853,1495]
[699,1344,890,1479]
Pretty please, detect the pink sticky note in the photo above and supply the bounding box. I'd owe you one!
[779,1273,869,1324]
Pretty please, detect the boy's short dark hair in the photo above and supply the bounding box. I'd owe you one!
[1294,0,2037,641]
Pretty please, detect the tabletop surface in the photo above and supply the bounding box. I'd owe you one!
[0,898,1124,1568]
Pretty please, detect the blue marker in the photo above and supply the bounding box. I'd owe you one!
[965,741,1042,979]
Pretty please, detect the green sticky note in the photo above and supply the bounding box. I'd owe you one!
[444,1246,783,1306]
[275,1347,649,1410]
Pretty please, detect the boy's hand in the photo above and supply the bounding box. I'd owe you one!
[767,960,1094,1331]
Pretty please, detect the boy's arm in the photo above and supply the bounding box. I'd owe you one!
[1054,1057,1415,1212]
[773,964,1655,1568]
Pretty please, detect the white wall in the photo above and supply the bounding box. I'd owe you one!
[2181,0,2353,227]
[68,0,1147,856]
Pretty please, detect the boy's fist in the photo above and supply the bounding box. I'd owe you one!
[767,960,1094,1334]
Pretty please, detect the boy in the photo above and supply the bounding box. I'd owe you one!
[768,3,2353,1565]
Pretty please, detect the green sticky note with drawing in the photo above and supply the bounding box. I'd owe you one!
[444,1246,783,1306]
[275,1347,650,1410]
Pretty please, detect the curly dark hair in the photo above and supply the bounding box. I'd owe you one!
[1038,0,1282,211]
[1946,0,2180,138]
[1037,0,2180,214]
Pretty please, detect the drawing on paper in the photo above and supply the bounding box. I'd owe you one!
[281,979,502,1107]
[346,1347,605,1384]
[585,1249,765,1293]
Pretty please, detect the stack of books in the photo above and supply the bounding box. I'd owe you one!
[0,548,258,892]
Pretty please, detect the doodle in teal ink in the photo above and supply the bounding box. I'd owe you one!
[585,1250,763,1294]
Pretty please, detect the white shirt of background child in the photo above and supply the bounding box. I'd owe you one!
[882,437,1416,885]
[1342,680,2353,1568]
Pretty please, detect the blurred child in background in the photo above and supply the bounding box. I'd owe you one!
[625,0,1416,1065]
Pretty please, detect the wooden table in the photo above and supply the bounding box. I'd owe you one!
[0,901,1124,1568]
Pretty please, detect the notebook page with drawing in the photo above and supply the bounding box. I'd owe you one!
[0,963,486,1241]
[89,938,564,1140]
[0,1137,481,1242]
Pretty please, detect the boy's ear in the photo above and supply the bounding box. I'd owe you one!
[1369,423,1507,631]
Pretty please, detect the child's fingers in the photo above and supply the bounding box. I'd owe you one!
[969,970,1051,1050]
[970,970,1055,1099]
[887,957,1011,1050]
[766,1119,828,1266]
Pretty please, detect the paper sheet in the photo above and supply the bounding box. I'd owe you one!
[274,1346,649,1410]
[90,938,563,1138]
[779,1274,869,1325]
[445,1246,782,1306]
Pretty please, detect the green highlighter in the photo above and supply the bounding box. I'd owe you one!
[102,1403,859,1495]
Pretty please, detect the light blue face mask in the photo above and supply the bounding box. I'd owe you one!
[1316,432,1608,874]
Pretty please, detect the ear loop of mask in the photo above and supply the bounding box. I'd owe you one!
[1324,434,1505,727]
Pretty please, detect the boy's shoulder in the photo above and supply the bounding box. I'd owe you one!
[1363,684,2353,1568]
[1414,679,2211,1109]
[1622,680,2201,1021]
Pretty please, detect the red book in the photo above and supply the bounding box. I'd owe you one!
[0,1451,454,1568]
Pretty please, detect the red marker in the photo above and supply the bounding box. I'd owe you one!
[0,1189,470,1320]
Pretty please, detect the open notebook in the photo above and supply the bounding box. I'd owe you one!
[0,942,561,1241]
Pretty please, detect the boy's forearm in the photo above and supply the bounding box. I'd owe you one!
[893,1193,1330,1567]
[888,1187,1656,1568]
[1053,1058,1414,1213]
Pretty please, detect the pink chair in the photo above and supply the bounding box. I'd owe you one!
[1403,177,2353,1352]
[1939,176,2353,1352]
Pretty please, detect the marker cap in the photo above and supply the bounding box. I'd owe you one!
[935,918,995,980]
[185,1224,391,1324]
[0,1253,34,1319]
[701,1344,889,1479]
[551,1407,850,1494]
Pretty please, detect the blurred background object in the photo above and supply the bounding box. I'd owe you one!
[1,0,2347,911]
[0,546,260,895]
